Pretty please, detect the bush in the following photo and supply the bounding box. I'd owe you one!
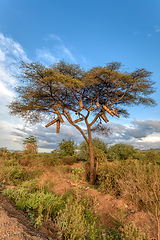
[144,149,160,163]
[58,139,76,156]
[0,165,30,185]
[61,155,78,165]
[107,143,135,161]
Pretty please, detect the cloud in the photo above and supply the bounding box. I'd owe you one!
[0,33,29,87]
[0,33,30,149]
[11,121,83,152]
[36,34,76,64]
[36,48,57,63]
[155,26,160,32]
[9,119,160,152]
[105,120,160,149]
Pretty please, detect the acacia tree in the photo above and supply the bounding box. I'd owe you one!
[8,61,156,184]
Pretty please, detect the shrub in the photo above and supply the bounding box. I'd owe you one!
[61,155,78,165]
[58,139,76,156]
[107,143,135,161]
[144,149,160,163]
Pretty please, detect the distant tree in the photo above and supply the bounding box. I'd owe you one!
[23,135,38,154]
[8,61,156,184]
[58,139,75,156]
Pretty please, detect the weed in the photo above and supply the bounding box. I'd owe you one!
[71,167,85,188]
[110,208,126,228]
[120,223,150,240]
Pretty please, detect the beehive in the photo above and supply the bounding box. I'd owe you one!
[79,98,83,110]
[73,118,84,123]
[96,98,100,108]
[55,110,64,123]
[88,106,94,111]
[57,120,60,133]
[101,114,109,123]
[102,105,114,116]
[111,109,120,118]
[64,109,72,122]
[45,117,58,127]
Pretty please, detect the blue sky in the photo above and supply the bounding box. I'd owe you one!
[0,0,160,152]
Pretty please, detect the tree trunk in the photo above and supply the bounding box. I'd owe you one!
[87,127,95,185]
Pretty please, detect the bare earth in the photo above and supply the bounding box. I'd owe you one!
[0,166,158,239]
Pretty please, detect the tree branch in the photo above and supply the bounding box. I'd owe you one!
[63,111,88,143]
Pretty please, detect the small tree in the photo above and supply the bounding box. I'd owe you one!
[23,135,38,154]
[8,61,156,184]
[58,139,75,156]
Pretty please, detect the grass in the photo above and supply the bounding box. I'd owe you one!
[0,148,159,239]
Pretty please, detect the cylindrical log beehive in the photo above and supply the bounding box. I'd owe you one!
[45,117,58,127]
[57,120,60,133]
[56,110,64,123]
[79,98,83,110]
[64,109,72,122]
[96,98,100,108]
[102,105,114,116]
[111,109,120,118]
[88,106,94,111]
[73,118,84,123]
[101,114,109,123]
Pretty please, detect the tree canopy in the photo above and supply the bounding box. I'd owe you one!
[8,61,156,183]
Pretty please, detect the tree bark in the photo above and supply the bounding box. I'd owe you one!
[87,126,95,185]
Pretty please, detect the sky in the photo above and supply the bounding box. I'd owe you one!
[0,0,160,152]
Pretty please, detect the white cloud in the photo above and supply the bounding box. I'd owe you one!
[154,26,160,32]
[36,34,76,64]
[0,33,30,149]
[36,48,57,63]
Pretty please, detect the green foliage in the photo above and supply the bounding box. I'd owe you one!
[110,208,126,228]
[71,167,85,188]
[58,139,76,156]
[107,144,135,161]
[23,135,37,144]
[78,138,108,161]
[3,180,65,223]
[144,149,160,163]
[0,165,30,185]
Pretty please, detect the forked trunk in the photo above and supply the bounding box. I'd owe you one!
[87,127,95,185]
